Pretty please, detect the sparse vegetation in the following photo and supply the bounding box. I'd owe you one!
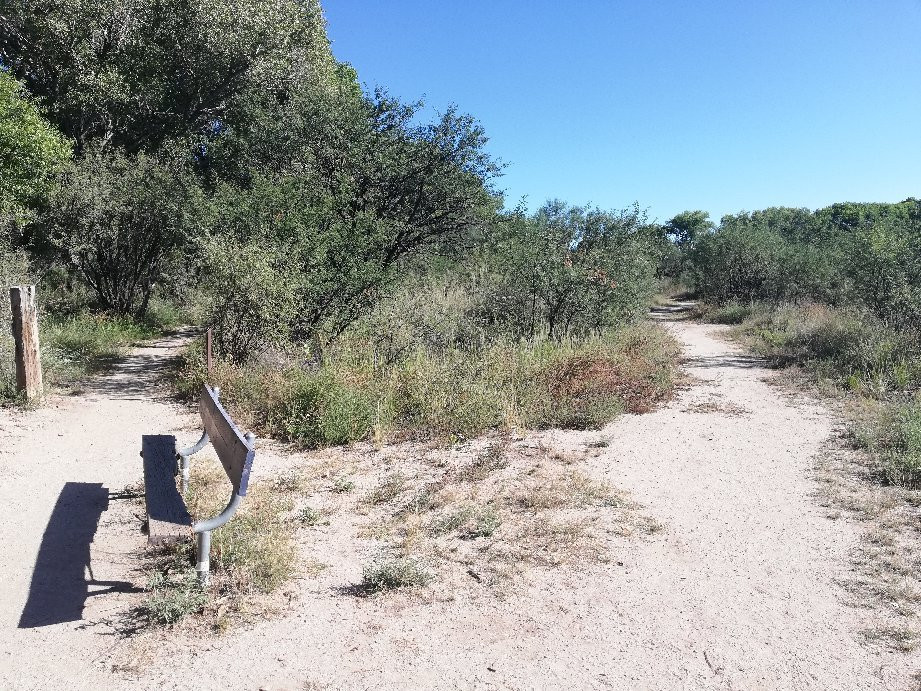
[343,437,658,593]
[297,506,327,527]
[142,545,208,627]
[141,463,298,628]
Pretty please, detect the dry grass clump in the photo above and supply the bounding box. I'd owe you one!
[816,444,921,652]
[364,472,409,505]
[175,323,682,450]
[141,460,299,629]
[683,397,750,417]
[512,468,621,511]
[351,437,659,593]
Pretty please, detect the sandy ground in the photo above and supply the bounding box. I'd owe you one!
[1,313,918,690]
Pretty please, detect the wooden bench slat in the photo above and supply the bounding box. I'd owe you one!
[142,434,192,545]
[199,386,254,496]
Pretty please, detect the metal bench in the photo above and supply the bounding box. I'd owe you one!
[141,384,255,584]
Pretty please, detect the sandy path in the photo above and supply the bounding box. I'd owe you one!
[0,314,916,689]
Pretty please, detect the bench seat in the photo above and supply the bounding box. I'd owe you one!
[142,434,192,545]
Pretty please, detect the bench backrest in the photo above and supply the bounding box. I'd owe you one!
[199,384,254,496]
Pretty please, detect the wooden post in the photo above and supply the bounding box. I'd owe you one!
[206,327,213,374]
[10,285,42,403]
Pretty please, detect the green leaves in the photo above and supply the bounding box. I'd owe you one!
[1,0,335,154]
[691,201,921,330]
[479,201,656,340]
[45,148,203,315]
[0,71,71,232]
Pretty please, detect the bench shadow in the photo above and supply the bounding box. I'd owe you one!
[18,482,142,629]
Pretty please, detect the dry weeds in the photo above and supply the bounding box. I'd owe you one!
[815,436,921,652]
[287,435,660,596]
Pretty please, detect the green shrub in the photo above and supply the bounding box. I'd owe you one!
[702,302,753,325]
[885,403,921,488]
[360,554,433,592]
[270,372,376,448]
[859,402,921,489]
[734,304,921,395]
[176,322,681,449]
[45,149,202,318]
[143,555,208,626]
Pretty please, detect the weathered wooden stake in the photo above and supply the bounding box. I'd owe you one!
[10,285,42,403]
[206,327,213,374]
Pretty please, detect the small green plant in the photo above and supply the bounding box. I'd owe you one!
[360,554,433,592]
[705,302,753,325]
[330,475,356,493]
[297,506,327,526]
[429,503,501,539]
[461,506,501,539]
[143,567,208,627]
[874,402,921,488]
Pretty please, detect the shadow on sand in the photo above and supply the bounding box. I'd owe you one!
[18,482,141,628]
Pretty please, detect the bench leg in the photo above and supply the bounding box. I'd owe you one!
[196,530,211,586]
[180,453,190,495]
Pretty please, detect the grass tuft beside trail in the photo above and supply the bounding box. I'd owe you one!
[175,323,681,450]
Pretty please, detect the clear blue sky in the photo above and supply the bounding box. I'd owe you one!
[324,1,921,223]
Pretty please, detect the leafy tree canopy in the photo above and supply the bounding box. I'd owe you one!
[0,0,337,155]
[0,70,71,233]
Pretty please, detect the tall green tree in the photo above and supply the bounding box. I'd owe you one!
[0,0,336,155]
[0,70,70,234]
[482,201,655,340]
[46,149,202,316]
[665,210,713,248]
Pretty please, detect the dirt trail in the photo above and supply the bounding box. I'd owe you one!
[1,312,917,689]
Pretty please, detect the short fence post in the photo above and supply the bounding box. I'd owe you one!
[9,285,42,403]
[206,327,213,374]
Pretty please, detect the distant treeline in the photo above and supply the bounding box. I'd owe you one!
[686,200,921,330]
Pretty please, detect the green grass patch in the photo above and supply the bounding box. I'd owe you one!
[699,301,754,325]
[175,322,681,449]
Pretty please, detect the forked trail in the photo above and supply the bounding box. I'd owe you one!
[0,311,915,689]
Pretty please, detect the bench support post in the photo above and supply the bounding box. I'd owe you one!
[179,453,191,495]
[196,530,211,586]
[192,430,253,587]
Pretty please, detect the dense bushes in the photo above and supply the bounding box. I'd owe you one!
[688,202,921,490]
[690,201,921,328]
[0,70,71,235]
[177,322,680,448]
[45,150,202,317]
[734,304,921,395]
[478,202,658,341]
